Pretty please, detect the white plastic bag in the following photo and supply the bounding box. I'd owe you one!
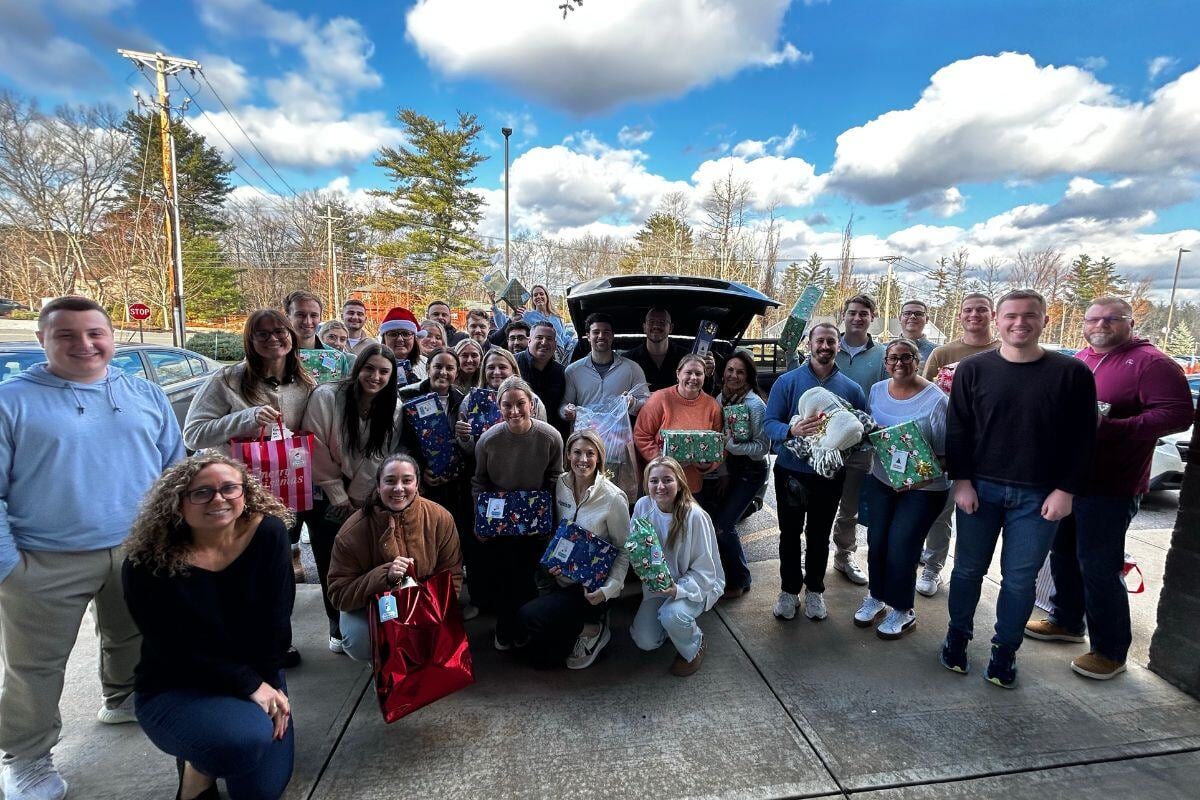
[574,395,635,465]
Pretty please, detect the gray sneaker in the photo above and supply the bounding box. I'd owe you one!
[835,556,868,586]
[96,693,137,724]
[1,754,68,800]
[566,619,611,670]
[803,590,828,621]
[772,591,799,620]
[915,567,942,597]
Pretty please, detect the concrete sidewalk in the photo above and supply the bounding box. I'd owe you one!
[34,558,1200,799]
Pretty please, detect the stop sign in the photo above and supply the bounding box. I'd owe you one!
[128,303,152,322]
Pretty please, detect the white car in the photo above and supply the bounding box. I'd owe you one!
[1149,435,1186,491]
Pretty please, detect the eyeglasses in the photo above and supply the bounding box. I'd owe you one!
[900,310,927,318]
[251,328,290,342]
[884,353,917,364]
[185,483,245,504]
[1083,315,1131,325]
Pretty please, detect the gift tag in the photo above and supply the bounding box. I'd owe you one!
[288,447,306,468]
[889,450,909,472]
[378,594,398,622]
[552,538,575,562]
[417,399,439,418]
[486,497,506,520]
[321,354,338,370]
[268,424,294,441]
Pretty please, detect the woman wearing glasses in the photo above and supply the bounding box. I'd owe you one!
[854,338,949,640]
[123,454,296,800]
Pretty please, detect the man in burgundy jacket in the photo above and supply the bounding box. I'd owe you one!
[1025,296,1193,680]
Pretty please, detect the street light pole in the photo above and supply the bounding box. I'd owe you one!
[502,127,512,280]
[1165,247,1191,344]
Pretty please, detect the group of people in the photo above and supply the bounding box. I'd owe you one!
[0,283,1193,800]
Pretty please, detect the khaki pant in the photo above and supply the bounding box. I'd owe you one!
[0,547,140,761]
[832,449,873,562]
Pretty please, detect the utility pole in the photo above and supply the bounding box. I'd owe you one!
[880,256,901,340]
[318,203,344,308]
[1165,247,1191,345]
[502,127,513,279]
[118,49,201,347]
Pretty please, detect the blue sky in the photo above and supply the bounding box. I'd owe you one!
[2,0,1198,297]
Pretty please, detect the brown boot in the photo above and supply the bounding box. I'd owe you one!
[670,637,706,677]
[1023,618,1084,642]
[1071,652,1126,680]
[292,547,305,583]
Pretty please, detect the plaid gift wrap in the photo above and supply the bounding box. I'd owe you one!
[474,490,554,538]
[779,285,825,357]
[463,387,502,438]
[868,420,944,490]
[539,520,619,591]
[661,429,725,464]
[623,518,674,593]
[402,393,462,480]
[723,403,751,443]
[500,278,531,310]
[300,348,352,384]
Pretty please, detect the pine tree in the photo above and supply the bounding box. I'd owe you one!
[369,110,490,303]
[619,212,694,274]
[181,236,243,321]
[1166,322,1197,358]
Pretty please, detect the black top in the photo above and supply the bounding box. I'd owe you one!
[947,349,1097,494]
[122,515,295,697]
[623,340,722,394]
[517,349,568,438]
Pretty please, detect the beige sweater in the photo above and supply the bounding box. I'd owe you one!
[302,383,405,507]
[183,362,314,452]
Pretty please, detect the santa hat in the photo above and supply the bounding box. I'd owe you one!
[378,307,426,337]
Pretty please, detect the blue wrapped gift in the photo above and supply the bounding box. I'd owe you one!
[463,387,502,438]
[539,520,619,591]
[402,393,462,480]
[475,490,553,538]
[394,359,414,387]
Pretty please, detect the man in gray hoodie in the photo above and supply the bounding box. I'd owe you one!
[0,297,184,800]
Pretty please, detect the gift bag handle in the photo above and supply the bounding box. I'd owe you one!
[257,419,287,442]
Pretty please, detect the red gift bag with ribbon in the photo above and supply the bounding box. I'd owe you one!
[231,422,315,512]
[368,570,474,723]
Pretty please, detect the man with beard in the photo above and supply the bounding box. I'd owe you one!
[465,309,493,352]
[764,323,868,623]
[342,298,377,355]
[1024,297,1191,680]
[624,307,718,393]
[506,320,531,354]
[898,300,937,360]
[518,321,568,438]
[427,301,467,346]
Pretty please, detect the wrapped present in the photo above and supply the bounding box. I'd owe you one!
[394,359,414,387]
[539,520,619,591]
[463,387,501,438]
[692,320,718,358]
[934,363,957,395]
[481,269,509,296]
[868,420,943,490]
[474,490,553,538]
[723,403,751,443]
[661,429,725,464]
[623,518,674,593]
[779,285,825,357]
[500,278,531,310]
[402,393,462,480]
[299,348,351,384]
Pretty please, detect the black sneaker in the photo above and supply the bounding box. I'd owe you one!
[985,643,1018,689]
[282,646,301,669]
[939,630,969,674]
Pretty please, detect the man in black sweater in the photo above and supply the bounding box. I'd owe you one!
[940,289,1096,689]
[518,321,568,438]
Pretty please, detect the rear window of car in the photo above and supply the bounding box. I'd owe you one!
[146,350,194,387]
[186,355,212,377]
[0,351,46,383]
[111,352,149,380]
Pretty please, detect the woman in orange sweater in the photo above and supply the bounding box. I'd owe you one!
[634,354,723,497]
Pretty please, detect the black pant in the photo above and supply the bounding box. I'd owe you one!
[517,583,608,668]
[308,496,349,639]
[774,465,846,594]
[474,536,544,641]
[424,479,487,609]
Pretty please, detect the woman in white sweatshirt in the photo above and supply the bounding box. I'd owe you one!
[630,456,725,677]
[517,430,630,670]
[301,344,403,654]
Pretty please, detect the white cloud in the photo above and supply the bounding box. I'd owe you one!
[905,187,966,218]
[828,52,1200,205]
[406,0,809,113]
[1148,55,1178,81]
[197,54,251,105]
[1012,175,1197,228]
[618,125,654,147]
[692,153,824,211]
[732,124,805,158]
[498,111,538,144]
[1079,55,1107,72]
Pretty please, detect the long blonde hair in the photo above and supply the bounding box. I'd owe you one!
[125,453,293,577]
[643,456,694,550]
[479,346,521,389]
[531,284,559,317]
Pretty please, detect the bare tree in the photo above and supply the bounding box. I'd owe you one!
[1008,248,1065,295]
[978,255,1007,300]
[701,167,754,281]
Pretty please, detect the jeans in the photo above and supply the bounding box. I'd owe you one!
[947,479,1061,650]
[339,609,371,663]
[863,476,949,611]
[920,493,956,574]
[631,594,706,662]
[832,449,872,561]
[517,583,609,668]
[1049,495,1140,662]
[775,465,846,594]
[136,674,294,800]
[702,457,769,590]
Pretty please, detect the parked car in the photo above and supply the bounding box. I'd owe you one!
[0,342,221,431]
[1157,374,1199,475]
[0,298,29,316]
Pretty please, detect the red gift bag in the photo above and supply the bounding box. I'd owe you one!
[231,422,314,512]
[368,570,474,723]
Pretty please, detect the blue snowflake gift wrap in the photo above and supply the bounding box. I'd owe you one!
[474,490,554,538]
[539,520,619,591]
[401,393,462,480]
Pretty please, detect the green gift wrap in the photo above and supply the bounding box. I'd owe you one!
[779,285,825,357]
[661,429,724,464]
[623,518,674,593]
[299,349,352,384]
[723,404,751,443]
[868,420,943,490]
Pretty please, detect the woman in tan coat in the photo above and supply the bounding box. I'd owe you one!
[327,454,463,662]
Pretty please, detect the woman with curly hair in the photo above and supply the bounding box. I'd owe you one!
[122,453,296,800]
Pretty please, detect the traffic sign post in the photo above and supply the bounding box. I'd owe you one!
[128,303,152,343]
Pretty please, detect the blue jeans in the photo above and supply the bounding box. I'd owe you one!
[702,458,769,590]
[136,674,294,800]
[630,595,706,662]
[947,479,1061,651]
[863,476,949,611]
[1049,495,1140,661]
[339,609,372,663]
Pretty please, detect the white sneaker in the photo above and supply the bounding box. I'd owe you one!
[854,596,887,627]
[566,620,611,670]
[877,608,917,639]
[329,635,345,654]
[300,527,310,544]
[1,754,68,800]
[835,556,868,585]
[916,567,942,597]
[772,591,799,620]
[804,590,828,621]
[96,693,137,724]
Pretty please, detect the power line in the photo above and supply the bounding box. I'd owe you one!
[175,83,288,199]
